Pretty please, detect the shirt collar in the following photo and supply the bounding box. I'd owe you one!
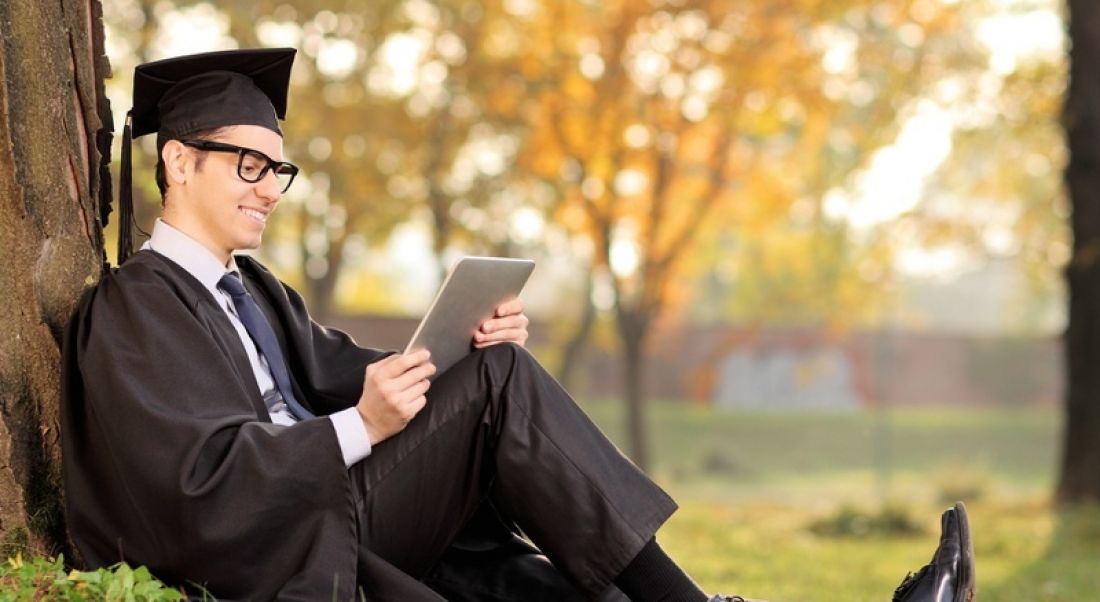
[142,219,239,294]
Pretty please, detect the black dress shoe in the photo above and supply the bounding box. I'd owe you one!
[892,502,975,602]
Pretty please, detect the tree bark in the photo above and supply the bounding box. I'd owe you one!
[1060,0,1100,503]
[0,0,110,555]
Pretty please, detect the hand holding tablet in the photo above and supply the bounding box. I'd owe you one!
[404,256,536,378]
[473,297,529,349]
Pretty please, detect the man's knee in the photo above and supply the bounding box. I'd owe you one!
[475,342,546,380]
[428,343,532,401]
[478,342,528,364]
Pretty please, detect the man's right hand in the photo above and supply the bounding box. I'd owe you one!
[356,349,436,445]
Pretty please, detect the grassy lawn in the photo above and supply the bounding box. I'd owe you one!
[8,403,1094,600]
[580,402,1100,601]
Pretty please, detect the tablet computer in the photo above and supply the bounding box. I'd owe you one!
[405,256,536,377]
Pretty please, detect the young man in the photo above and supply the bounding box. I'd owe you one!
[61,48,975,602]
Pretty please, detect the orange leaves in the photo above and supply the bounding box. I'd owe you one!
[101,0,1060,326]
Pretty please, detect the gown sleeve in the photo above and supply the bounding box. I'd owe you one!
[62,258,359,600]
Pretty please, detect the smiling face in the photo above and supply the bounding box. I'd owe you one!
[161,125,285,265]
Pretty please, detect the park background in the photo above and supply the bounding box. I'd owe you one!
[4,0,1100,600]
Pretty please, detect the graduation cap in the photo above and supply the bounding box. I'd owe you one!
[118,48,296,263]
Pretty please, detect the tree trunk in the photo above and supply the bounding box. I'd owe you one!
[1059,0,1100,503]
[555,271,596,392]
[304,236,346,324]
[0,0,110,555]
[618,312,650,472]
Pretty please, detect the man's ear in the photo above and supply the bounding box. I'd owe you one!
[161,140,191,189]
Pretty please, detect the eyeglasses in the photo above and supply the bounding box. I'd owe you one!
[180,139,299,193]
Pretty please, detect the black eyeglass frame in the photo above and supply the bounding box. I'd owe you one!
[179,139,299,193]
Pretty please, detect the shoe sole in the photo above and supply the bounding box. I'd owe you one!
[953,501,976,602]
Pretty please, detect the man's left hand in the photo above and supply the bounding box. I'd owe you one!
[474,298,529,348]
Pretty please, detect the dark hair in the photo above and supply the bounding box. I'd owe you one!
[154,126,229,199]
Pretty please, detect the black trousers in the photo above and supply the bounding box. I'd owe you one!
[350,343,677,600]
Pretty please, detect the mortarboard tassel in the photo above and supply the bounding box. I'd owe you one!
[118,110,134,264]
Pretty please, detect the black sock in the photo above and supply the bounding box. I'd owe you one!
[613,537,708,602]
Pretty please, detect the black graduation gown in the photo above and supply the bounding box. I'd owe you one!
[61,250,389,600]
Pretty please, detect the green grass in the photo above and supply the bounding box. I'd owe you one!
[658,497,1100,602]
[0,556,185,601]
[582,402,1059,500]
[579,402,1099,601]
[7,404,1094,600]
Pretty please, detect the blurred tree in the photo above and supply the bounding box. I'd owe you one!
[106,1,414,318]
[98,0,1068,473]
[104,0,416,320]
[514,0,983,469]
[218,0,535,318]
[695,1,1004,331]
[1060,0,1100,503]
[930,59,1067,324]
[889,0,1067,335]
[0,0,111,556]
[513,0,742,469]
